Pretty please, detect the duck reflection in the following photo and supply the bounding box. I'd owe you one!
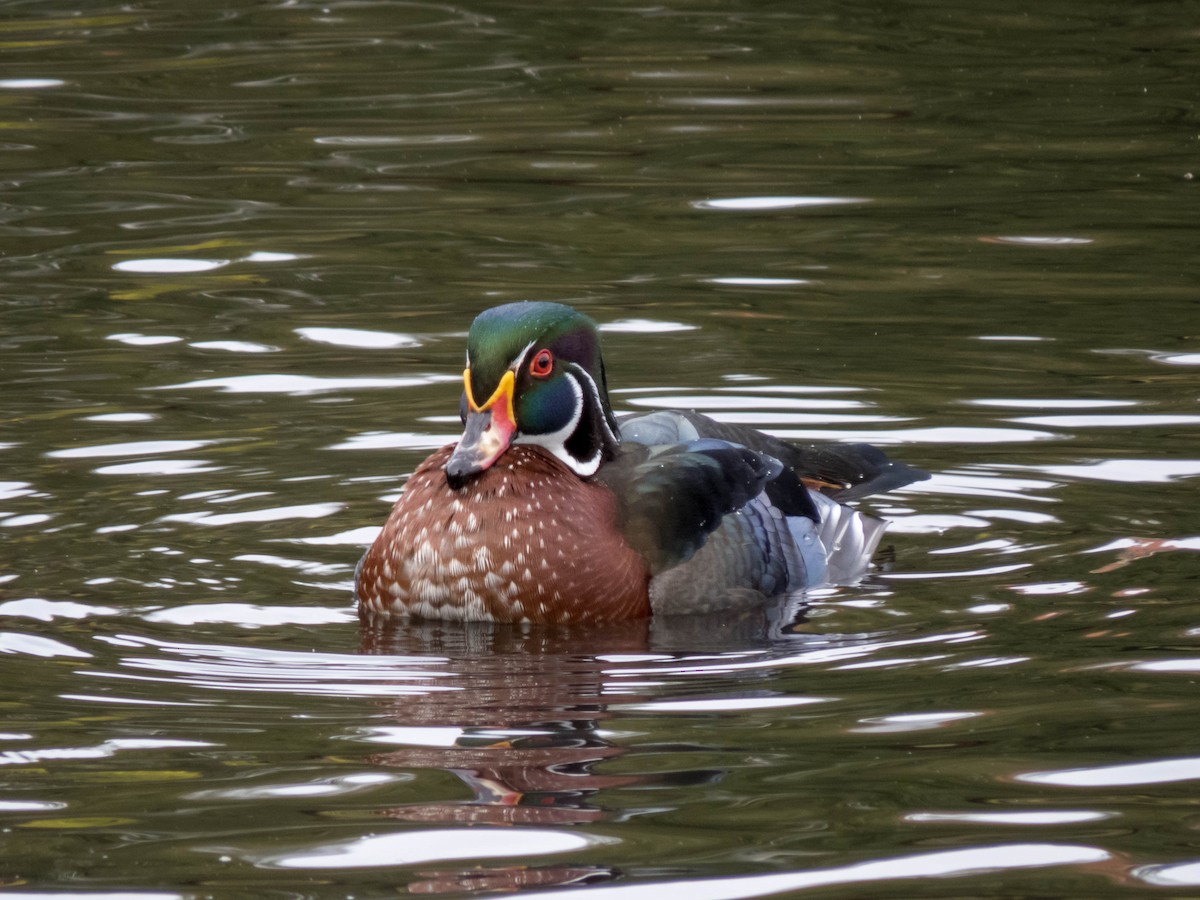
[356,605,813,892]
[358,617,735,826]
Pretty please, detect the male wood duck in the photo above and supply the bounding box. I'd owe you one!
[356,301,927,624]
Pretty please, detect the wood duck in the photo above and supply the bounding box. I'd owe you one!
[356,301,927,624]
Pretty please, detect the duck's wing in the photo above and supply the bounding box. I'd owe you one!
[619,409,928,501]
[614,411,901,607]
[595,438,780,575]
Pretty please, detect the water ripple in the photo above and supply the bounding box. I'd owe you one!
[247,827,612,869]
[153,373,456,394]
[1018,756,1200,787]
[520,843,1110,900]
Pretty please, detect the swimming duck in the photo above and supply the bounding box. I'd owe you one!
[356,301,926,624]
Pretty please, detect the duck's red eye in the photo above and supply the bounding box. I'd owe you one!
[529,349,554,377]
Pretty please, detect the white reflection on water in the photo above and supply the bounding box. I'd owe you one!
[0,513,52,527]
[939,656,1029,670]
[285,525,380,546]
[931,538,1018,556]
[178,489,269,503]
[851,711,981,734]
[112,258,229,273]
[904,472,1057,502]
[48,440,215,459]
[908,811,1110,825]
[161,502,342,527]
[670,96,858,107]
[232,554,343,575]
[295,326,421,349]
[618,695,829,713]
[600,319,697,333]
[985,236,1094,245]
[1129,659,1200,673]
[768,426,1057,444]
[314,134,477,146]
[90,634,454,698]
[1089,537,1200,554]
[1016,459,1200,483]
[0,894,180,900]
[1009,581,1087,596]
[966,508,1058,524]
[0,482,36,500]
[625,395,872,411]
[349,724,558,747]
[0,737,213,767]
[112,252,300,273]
[328,431,457,451]
[1152,352,1200,366]
[0,631,91,659]
[1011,414,1200,428]
[351,725,472,747]
[0,599,120,622]
[694,196,869,210]
[892,508,1041,535]
[249,826,609,869]
[153,373,456,394]
[96,459,223,476]
[0,78,66,89]
[880,563,1030,580]
[142,602,354,628]
[84,412,157,422]
[521,843,1109,900]
[706,277,812,286]
[713,385,860,394]
[0,799,66,811]
[189,340,279,353]
[681,412,904,425]
[605,631,982,678]
[107,332,184,346]
[243,251,300,263]
[968,398,1138,409]
[1018,756,1200,787]
[189,772,399,801]
[1137,860,1200,886]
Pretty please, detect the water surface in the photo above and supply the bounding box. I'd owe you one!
[2,1,1199,896]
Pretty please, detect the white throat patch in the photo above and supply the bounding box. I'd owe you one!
[513,366,607,477]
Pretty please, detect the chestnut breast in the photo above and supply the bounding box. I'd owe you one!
[357,445,651,624]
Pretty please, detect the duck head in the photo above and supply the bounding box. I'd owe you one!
[445,301,621,487]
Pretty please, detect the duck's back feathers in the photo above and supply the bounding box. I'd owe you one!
[619,409,929,500]
[616,409,923,610]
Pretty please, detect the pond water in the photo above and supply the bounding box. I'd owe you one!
[2,1,1199,896]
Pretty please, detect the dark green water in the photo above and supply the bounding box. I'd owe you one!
[2,1,1199,896]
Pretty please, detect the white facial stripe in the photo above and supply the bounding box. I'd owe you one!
[510,339,538,375]
[513,369,603,476]
[568,363,618,445]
